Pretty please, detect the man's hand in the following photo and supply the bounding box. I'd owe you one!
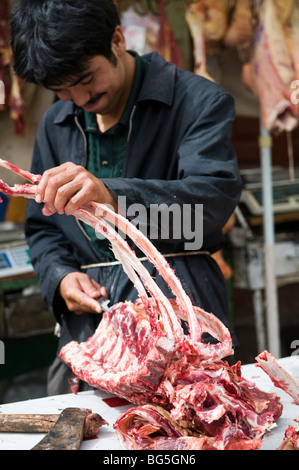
[59,272,108,315]
[35,162,117,216]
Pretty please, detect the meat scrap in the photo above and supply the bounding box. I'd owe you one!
[84,410,108,439]
[278,425,299,450]
[256,351,299,405]
[0,159,291,450]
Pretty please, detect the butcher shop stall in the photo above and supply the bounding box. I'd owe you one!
[0,0,299,452]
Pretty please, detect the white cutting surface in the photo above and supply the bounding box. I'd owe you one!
[0,356,298,450]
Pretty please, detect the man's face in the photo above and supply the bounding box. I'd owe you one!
[48,52,130,117]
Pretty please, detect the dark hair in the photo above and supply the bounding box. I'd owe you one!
[10,0,121,87]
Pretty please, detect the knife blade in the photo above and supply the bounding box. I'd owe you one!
[31,408,87,450]
[97,296,111,312]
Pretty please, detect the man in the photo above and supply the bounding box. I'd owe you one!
[10,0,242,395]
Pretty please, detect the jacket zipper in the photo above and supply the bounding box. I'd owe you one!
[122,105,136,177]
[75,113,88,168]
[127,105,136,143]
[74,113,92,242]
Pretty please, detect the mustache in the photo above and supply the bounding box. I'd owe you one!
[85,93,105,106]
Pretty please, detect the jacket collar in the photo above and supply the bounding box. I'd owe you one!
[54,100,78,125]
[54,52,176,125]
[136,51,176,105]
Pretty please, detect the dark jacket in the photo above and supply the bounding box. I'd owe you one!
[25,52,242,348]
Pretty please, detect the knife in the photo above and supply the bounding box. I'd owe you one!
[31,408,87,450]
[0,408,108,449]
[97,296,111,312]
[0,409,108,437]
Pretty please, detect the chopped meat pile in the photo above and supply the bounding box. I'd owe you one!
[112,361,282,450]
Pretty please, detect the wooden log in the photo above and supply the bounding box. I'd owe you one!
[0,414,60,433]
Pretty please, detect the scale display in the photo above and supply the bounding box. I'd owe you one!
[241,183,299,216]
[240,167,299,216]
[0,245,33,278]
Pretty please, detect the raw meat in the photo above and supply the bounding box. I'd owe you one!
[285,1,299,87]
[185,0,299,133]
[274,0,295,26]
[0,0,25,135]
[113,357,282,450]
[242,0,298,133]
[114,403,264,450]
[60,298,235,404]
[278,425,299,450]
[155,0,183,70]
[224,0,254,49]
[256,351,299,405]
[84,410,108,439]
[185,1,214,81]
[203,0,230,43]
[186,0,229,60]
[0,160,286,450]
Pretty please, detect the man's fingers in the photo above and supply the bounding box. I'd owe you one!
[59,272,108,315]
[73,276,104,313]
[35,163,81,212]
[78,275,102,298]
[42,173,77,214]
[91,279,107,298]
[66,287,103,314]
[35,163,118,216]
[35,165,65,203]
[75,292,103,314]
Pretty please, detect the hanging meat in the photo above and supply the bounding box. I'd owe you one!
[185,1,214,80]
[273,0,295,25]
[224,0,254,51]
[155,0,183,69]
[2,159,298,450]
[203,0,230,50]
[0,0,25,135]
[0,0,10,112]
[242,0,298,133]
[285,1,299,94]
[185,0,231,79]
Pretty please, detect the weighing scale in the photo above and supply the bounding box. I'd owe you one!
[0,244,32,279]
[232,163,299,356]
[240,167,299,218]
[0,222,33,280]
